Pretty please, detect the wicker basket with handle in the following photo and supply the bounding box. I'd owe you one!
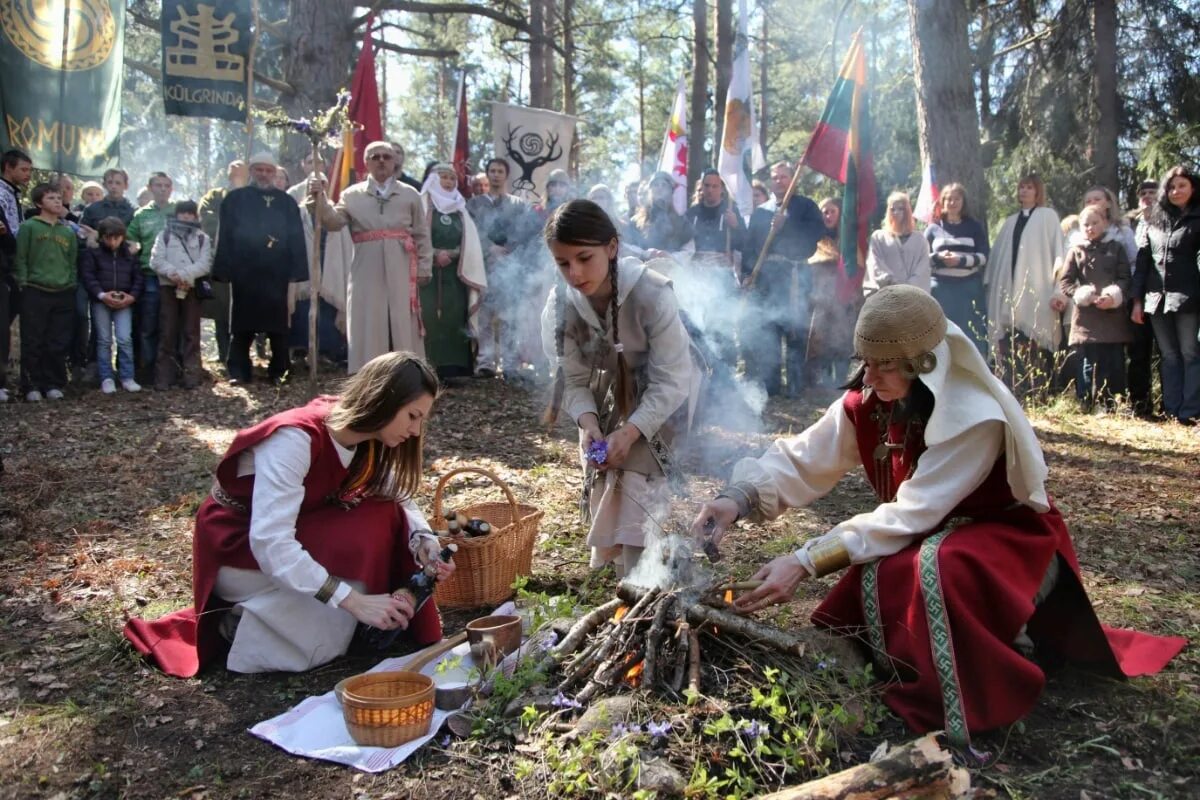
[340,671,435,747]
[431,467,542,608]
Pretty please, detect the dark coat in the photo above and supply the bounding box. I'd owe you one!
[79,242,145,299]
[1133,203,1200,315]
[685,200,746,254]
[1058,238,1132,345]
[740,196,826,300]
[210,186,307,334]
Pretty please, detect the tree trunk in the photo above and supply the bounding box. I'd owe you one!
[759,1,769,154]
[756,734,971,799]
[542,0,557,112]
[636,0,646,169]
[907,0,988,226]
[714,0,733,163]
[690,0,709,193]
[562,0,579,172]
[529,0,547,107]
[975,1,994,135]
[277,0,358,167]
[1091,0,1119,191]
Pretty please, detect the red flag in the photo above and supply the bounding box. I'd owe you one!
[453,75,472,197]
[330,18,383,200]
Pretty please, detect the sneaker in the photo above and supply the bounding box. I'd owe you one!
[100,379,116,394]
[0,388,8,403]
[25,390,43,402]
[45,389,65,400]
[121,379,142,393]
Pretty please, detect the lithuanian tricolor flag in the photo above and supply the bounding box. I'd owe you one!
[800,31,877,284]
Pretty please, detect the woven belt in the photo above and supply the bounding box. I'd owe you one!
[210,481,249,515]
[349,228,424,336]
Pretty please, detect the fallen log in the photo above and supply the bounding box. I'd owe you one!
[756,734,971,800]
[616,582,865,671]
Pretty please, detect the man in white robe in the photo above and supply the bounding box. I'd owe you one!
[306,142,432,372]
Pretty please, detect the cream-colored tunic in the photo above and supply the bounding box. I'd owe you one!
[308,179,432,372]
[540,259,703,568]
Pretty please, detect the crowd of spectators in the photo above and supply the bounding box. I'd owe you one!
[0,143,1197,425]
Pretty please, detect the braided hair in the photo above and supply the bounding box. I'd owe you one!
[542,199,632,425]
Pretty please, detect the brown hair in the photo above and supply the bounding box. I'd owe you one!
[96,216,127,238]
[933,182,969,223]
[542,199,632,426]
[326,352,439,500]
[1017,174,1047,208]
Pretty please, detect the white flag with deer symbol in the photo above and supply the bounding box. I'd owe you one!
[491,102,577,203]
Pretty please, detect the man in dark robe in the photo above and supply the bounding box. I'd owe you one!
[740,160,826,397]
[211,152,306,384]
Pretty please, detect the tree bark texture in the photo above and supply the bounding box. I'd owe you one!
[759,1,769,154]
[690,0,710,193]
[1091,0,1119,192]
[906,0,988,227]
[562,0,580,172]
[529,0,547,107]
[714,0,733,166]
[278,0,358,167]
[756,734,971,799]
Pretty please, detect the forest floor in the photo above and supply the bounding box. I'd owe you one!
[0,348,1197,800]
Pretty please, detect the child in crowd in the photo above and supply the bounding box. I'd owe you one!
[78,182,104,209]
[81,168,135,230]
[14,183,78,401]
[540,199,702,577]
[79,217,143,394]
[150,201,210,390]
[1057,205,1132,411]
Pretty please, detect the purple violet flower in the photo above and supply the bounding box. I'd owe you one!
[552,691,582,709]
[586,441,608,465]
[647,720,671,739]
[742,720,769,739]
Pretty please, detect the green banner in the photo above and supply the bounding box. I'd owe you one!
[161,0,252,122]
[0,0,125,174]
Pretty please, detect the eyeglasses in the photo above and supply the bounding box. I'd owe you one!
[368,153,394,162]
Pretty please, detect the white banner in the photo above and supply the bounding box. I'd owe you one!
[491,102,577,202]
[657,77,689,215]
[718,0,766,220]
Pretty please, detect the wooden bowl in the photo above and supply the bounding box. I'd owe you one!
[465,614,522,657]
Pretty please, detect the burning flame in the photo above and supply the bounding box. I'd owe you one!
[613,605,629,623]
[624,659,645,686]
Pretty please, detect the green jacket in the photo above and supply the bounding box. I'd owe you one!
[127,202,175,273]
[15,217,78,291]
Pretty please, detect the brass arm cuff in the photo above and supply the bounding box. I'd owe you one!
[807,537,852,578]
[314,575,341,605]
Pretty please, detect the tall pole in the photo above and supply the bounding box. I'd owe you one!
[245,0,260,157]
[307,138,322,386]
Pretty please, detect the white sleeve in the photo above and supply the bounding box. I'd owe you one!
[540,288,600,424]
[626,288,692,440]
[795,419,1005,574]
[247,427,351,607]
[730,399,861,519]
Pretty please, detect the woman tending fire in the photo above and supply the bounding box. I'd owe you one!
[693,285,1185,751]
[541,199,703,578]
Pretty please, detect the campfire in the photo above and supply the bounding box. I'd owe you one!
[539,535,852,703]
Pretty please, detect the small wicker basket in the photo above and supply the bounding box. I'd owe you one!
[432,467,543,608]
[340,671,435,748]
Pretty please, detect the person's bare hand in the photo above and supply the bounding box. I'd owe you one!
[340,590,413,630]
[732,554,809,614]
[937,251,961,268]
[306,177,324,197]
[689,497,738,548]
[1049,295,1068,313]
[435,250,452,267]
[1131,301,1144,325]
[603,424,641,469]
[723,209,738,227]
[1094,294,1115,310]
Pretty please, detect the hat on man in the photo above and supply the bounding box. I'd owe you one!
[248,151,277,168]
[854,285,947,368]
[364,141,396,159]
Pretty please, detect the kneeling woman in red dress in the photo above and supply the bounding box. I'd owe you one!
[125,352,454,676]
[694,285,1184,751]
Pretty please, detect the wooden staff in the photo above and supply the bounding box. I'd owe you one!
[743,162,808,289]
[307,138,322,386]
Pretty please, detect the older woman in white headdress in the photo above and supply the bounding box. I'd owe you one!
[419,163,486,379]
[692,285,1184,753]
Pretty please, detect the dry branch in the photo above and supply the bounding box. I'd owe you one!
[756,734,971,799]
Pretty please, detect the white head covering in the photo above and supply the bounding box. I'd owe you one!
[421,164,466,215]
[248,151,277,168]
